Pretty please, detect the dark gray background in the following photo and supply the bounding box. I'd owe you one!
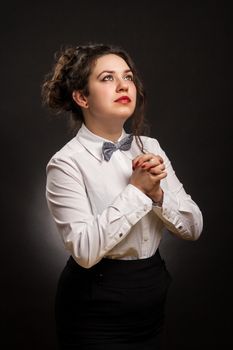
[1,0,232,348]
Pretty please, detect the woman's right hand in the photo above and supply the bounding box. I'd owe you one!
[129,153,167,201]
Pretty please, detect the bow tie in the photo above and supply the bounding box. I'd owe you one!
[102,134,133,161]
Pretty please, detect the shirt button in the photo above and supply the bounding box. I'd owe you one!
[144,237,149,242]
[119,233,123,237]
[178,225,183,230]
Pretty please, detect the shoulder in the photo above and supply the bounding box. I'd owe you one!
[139,135,163,154]
[46,135,85,172]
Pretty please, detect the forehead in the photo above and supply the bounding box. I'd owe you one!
[92,54,130,74]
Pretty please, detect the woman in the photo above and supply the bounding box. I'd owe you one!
[42,43,203,349]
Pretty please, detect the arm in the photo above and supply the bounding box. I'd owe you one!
[46,158,152,268]
[153,150,203,241]
[131,139,203,241]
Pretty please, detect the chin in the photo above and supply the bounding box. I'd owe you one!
[115,109,134,119]
[114,114,132,122]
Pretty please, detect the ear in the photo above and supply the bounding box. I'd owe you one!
[72,90,89,108]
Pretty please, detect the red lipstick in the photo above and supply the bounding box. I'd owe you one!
[114,96,131,103]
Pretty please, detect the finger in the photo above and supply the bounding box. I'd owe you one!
[147,163,166,174]
[133,154,164,170]
[132,154,145,169]
[149,171,167,181]
[135,153,159,167]
[136,153,155,167]
[141,158,161,170]
[140,156,164,170]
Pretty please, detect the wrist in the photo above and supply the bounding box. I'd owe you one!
[148,188,164,206]
[129,180,146,194]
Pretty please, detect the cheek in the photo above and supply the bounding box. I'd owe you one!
[129,83,137,99]
[88,90,112,111]
[89,85,112,101]
[132,84,137,96]
[132,86,137,106]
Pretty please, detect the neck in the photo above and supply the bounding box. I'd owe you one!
[84,119,125,142]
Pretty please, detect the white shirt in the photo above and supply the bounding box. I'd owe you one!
[46,123,203,268]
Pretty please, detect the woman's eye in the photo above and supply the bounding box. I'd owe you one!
[102,74,134,82]
[102,75,113,81]
[124,75,134,81]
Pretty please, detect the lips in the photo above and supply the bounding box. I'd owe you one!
[114,96,131,103]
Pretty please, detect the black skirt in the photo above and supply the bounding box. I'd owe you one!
[55,250,171,349]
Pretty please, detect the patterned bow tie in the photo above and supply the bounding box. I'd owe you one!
[102,134,133,161]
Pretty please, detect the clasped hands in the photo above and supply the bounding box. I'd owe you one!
[129,153,167,203]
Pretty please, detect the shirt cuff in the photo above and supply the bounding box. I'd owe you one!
[109,184,153,228]
[152,190,178,220]
[127,184,153,206]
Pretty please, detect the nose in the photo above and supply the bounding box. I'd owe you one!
[116,78,129,92]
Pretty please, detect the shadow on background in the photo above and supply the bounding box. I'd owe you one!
[1,1,232,349]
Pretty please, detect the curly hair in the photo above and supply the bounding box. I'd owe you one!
[41,43,149,151]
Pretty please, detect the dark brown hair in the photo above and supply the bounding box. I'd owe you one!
[41,43,148,151]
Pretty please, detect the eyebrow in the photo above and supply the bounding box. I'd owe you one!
[97,69,132,79]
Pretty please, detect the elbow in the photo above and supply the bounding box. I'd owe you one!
[179,209,203,241]
[180,221,203,241]
[67,247,101,269]
[74,257,99,269]
[192,223,203,241]
[191,212,203,241]
[171,218,203,241]
[185,231,201,241]
[65,235,102,269]
[77,247,104,269]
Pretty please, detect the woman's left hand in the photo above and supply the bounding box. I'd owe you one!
[132,153,165,174]
[132,153,166,203]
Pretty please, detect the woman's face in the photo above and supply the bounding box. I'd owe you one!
[84,54,137,124]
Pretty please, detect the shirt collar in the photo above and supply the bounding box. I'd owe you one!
[76,123,129,162]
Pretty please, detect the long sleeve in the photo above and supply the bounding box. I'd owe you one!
[149,139,203,240]
[46,158,152,268]
[46,124,203,268]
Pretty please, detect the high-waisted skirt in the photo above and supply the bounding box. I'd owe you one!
[55,250,172,349]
